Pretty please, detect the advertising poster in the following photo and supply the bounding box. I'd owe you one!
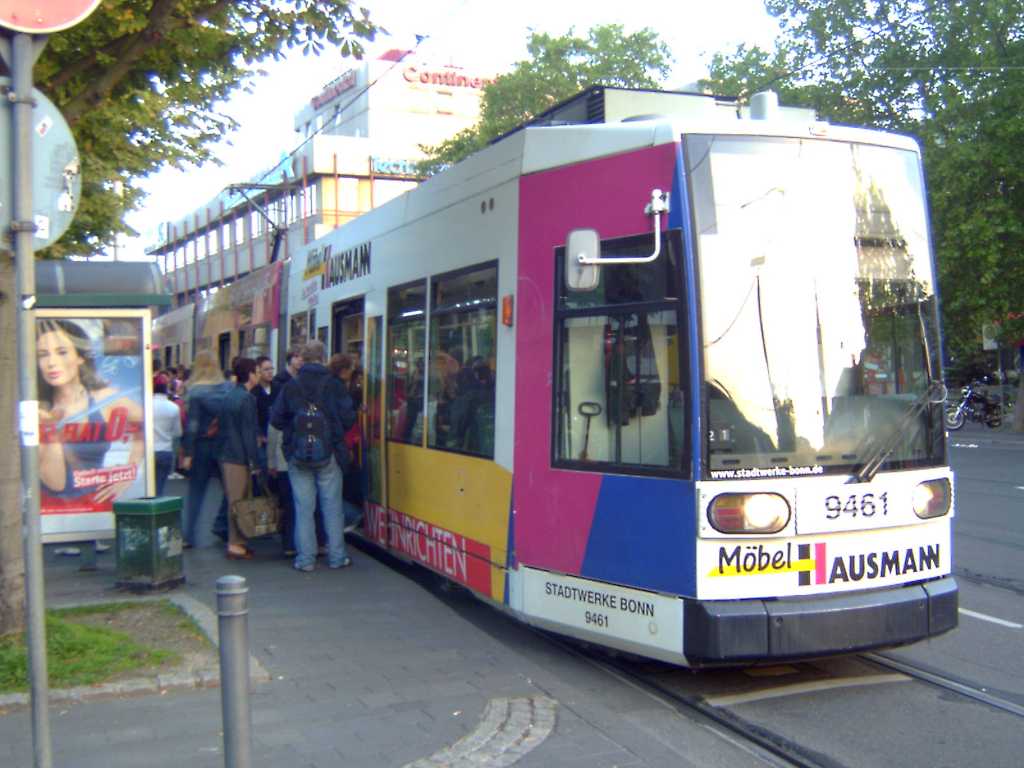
[36,312,152,540]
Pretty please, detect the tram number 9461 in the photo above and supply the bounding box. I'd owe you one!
[585,611,609,628]
[825,492,889,519]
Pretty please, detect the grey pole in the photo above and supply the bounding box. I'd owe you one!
[216,575,253,768]
[10,30,52,768]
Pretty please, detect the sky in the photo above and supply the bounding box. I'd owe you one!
[117,0,779,261]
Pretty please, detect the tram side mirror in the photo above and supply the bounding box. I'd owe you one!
[566,229,601,292]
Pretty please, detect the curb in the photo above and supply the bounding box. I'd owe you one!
[0,592,270,711]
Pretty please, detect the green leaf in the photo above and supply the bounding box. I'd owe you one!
[419,24,673,172]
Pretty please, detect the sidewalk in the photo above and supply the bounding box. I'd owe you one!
[0,499,755,767]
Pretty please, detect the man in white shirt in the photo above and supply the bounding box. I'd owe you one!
[153,374,184,495]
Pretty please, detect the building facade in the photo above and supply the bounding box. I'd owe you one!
[148,50,494,368]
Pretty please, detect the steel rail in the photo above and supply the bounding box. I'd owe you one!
[864,652,1024,719]
[538,631,843,768]
[598,655,847,768]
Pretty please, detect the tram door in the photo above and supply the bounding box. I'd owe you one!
[364,315,386,536]
[217,332,231,372]
[331,298,365,358]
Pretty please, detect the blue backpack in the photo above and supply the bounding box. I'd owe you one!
[289,378,332,469]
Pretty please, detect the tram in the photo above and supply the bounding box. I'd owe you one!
[153,260,287,374]
[284,86,957,666]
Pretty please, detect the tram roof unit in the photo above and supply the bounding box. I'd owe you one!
[297,86,920,257]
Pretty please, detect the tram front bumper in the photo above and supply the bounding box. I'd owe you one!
[684,576,958,664]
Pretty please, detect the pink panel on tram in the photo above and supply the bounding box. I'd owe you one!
[513,143,677,574]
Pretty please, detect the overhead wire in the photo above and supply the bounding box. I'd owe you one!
[240,0,475,190]
[234,33,433,195]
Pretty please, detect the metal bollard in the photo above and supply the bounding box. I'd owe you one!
[216,575,253,768]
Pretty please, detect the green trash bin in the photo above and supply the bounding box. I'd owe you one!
[113,496,185,591]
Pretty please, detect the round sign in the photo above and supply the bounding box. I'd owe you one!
[0,0,101,34]
[0,76,82,250]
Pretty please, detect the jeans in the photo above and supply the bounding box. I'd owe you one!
[220,462,251,550]
[288,458,346,569]
[343,500,363,530]
[270,472,326,553]
[154,451,174,496]
[183,439,220,546]
[268,472,296,552]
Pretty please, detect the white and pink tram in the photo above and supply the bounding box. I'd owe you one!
[285,87,957,666]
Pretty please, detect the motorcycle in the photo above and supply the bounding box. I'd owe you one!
[944,380,1002,430]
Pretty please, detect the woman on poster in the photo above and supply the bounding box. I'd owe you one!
[36,318,145,508]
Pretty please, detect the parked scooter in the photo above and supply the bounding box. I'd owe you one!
[944,380,1002,430]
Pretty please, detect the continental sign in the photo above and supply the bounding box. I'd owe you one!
[402,65,495,90]
[696,521,950,599]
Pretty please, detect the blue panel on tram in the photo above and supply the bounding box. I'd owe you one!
[581,476,697,595]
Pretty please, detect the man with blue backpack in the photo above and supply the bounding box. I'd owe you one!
[270,339,355,572]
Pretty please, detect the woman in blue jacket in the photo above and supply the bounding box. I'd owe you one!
[217,357,266,559]
[179,351,229,548]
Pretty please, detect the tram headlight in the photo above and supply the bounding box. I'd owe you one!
[913,479,951,519]
[708,493,790,534]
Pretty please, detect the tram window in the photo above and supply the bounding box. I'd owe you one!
[289,311,309,347]
[556,311,683,468]
[306,184,318,217]
[559,233,678,310]
[427,264,497,458]
[553,232,687,474]
[387,281,427,445]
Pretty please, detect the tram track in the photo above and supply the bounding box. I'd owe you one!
[413,567,846,767]
[542,626,1024,767]
[536,630,848,768]
[595,656,851,768]
[591,647,1024,768]
[863,652,1024,719]
[401,555,1022,766]
[954,566,1024,596]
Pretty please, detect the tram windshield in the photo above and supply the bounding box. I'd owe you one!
[687,135,944,478]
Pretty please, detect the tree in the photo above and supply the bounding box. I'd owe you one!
[702,1,1024,425]
[0,0,379,638]
[418,24,673,173]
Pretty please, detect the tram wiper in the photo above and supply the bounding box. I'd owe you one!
[848,381,947,484]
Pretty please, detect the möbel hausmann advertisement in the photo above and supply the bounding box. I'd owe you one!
[36,312,152,539]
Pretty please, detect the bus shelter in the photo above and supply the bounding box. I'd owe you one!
[34,260,169,545]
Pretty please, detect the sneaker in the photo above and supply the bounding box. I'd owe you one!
[293,563,314,573]
[328,556,352,570]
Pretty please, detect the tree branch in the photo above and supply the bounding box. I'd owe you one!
[60,0,238,124]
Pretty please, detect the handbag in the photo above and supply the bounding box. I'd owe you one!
[232,473,280,538]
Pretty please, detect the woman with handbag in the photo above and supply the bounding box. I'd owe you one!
[217,357,267,560]
[179,351,230,548]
